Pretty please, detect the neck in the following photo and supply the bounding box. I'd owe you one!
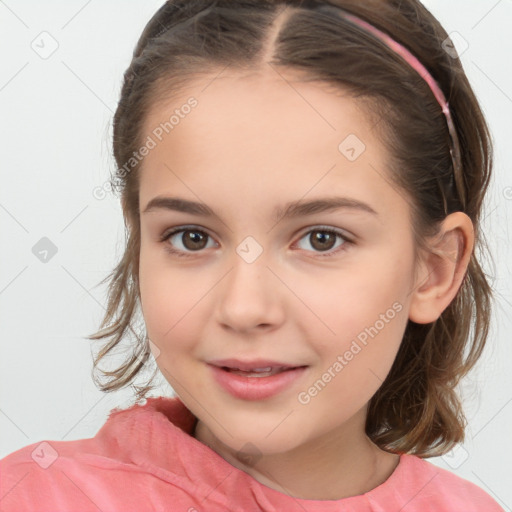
[192,414,399,500]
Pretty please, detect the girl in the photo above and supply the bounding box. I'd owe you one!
[1,0,506,510]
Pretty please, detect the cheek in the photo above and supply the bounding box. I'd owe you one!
[297,303,407,425]
[292,262,409,341]
[139,251,218,361]
[290,256,410,398]
[139,249,193,343]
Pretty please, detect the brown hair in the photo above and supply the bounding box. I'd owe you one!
[88,0,494,458]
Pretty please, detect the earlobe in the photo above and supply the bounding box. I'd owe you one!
[408,212,474,324]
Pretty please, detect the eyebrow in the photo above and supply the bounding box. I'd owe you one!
[143,195,378,222]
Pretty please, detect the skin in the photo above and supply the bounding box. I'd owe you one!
[137,67,474,500]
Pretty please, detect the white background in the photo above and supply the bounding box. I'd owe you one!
[0,0,511,508]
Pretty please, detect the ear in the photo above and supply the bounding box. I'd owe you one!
[408,212,474,324]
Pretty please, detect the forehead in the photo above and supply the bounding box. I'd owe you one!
[138,68,404,219]
[143,68,377,159]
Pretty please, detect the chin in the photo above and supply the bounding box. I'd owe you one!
[212,421,306,458]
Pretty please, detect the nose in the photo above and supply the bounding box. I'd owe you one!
[215,249,286,334]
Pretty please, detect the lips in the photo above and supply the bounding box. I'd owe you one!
[207,358,309,400]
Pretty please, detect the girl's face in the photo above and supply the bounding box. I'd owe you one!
[138,69,417,456]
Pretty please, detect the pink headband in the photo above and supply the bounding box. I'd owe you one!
[342,11,462,177]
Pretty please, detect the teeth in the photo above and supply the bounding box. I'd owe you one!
[235,367,273,372]
[225,366,287,377]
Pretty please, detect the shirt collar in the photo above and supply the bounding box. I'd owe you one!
[94,395,417,511]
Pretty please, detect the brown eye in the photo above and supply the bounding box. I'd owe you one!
[309,230,337,251]
[161,227,215,255]
[295,227,350,257]
[180,230,208,250]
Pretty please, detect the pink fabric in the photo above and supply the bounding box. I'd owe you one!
[0,396,504,511]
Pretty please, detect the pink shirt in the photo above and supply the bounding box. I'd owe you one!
[0,396,504,511]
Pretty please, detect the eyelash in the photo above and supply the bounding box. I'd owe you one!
[159,225,353,259]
